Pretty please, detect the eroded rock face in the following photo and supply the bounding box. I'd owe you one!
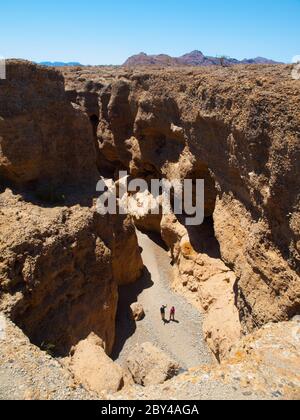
[0,61,143,360]
[0,189,117,356]
[126,342,180,386]
[112,215,143,286]
[161,213,241,360]
[208,320,300,400]
[0,198,142,359]
[0,60,98,188]
[62,65,300,336]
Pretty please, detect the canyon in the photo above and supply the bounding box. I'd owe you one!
[0,60,299,400]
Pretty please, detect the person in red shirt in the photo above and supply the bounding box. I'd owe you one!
[170,306,176,322]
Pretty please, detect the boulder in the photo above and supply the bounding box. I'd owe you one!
[126,342,180,386]
[130,303,145,321]
[68,333,125,394]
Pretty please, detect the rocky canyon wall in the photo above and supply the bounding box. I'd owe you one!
[0,61,142,357]
[0,61,98,189]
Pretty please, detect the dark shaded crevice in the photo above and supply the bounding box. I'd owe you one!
[111,267,153,360]
[90,114,99,138]
[237,288,261,333]
[179,215,222,259]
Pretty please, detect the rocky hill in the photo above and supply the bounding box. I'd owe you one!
[124,50,281,66]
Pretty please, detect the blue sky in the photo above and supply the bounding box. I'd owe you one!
[1,0,299,64]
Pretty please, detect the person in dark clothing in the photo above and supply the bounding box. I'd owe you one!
[160,305,167,322]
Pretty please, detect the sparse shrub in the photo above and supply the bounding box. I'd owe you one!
[35,185,65,205]
[181,241,195,257]
[41,342,56,357]
[216,55,230,67]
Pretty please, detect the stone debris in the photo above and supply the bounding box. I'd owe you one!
[126,342,180,386]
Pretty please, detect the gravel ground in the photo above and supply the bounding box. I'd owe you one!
[0,316,95,400]
[113,371,272,400]
[113,230,213,370]
[111,231,272,400]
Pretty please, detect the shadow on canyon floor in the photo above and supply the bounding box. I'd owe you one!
[138,229,169,252]
[112,266,154,361]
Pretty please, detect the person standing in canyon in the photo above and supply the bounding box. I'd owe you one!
[160,305,167,322]
[170,306,176,322]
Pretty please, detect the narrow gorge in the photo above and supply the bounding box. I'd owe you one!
[0,61,299,400]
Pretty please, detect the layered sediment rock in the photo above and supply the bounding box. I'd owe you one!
[0,61,142,359]
[0,189,117,355]
[0,60,98,188]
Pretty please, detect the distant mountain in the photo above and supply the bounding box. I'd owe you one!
[122,53,177,67]
[241,57,279,64]
[124,51,281,67]
[39,62,83,67]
